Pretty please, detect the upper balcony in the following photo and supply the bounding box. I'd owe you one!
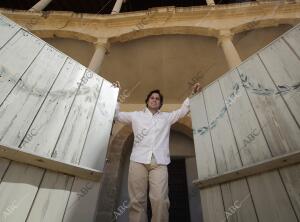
[0,0,257,14]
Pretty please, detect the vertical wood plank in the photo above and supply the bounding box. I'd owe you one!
[283,25,300,57]
[0,162,44,222]
[200,187,226,222]
[0,160,8,180]
[190,94,217,179]
[280,164,300,219]
[190,93,226,222]
[80,79,119,171]
[203,82,242,172]
[221,180,254,222]
[26,171,74,222]
[0,15,20,48]
[247,171,298,222]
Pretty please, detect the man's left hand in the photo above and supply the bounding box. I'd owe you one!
[191,82,202,96]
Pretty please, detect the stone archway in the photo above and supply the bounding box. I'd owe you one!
[94,124,133,221]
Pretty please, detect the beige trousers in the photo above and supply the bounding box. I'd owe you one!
[128,155,170,222]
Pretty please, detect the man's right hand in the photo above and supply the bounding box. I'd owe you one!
[111,81,123,102]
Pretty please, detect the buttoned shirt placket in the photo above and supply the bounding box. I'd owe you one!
[148,110,159,163]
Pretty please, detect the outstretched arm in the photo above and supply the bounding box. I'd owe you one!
[167,82,202,125]
[114,102,133,124]
[167,98,190,125]
[112,81,133,125]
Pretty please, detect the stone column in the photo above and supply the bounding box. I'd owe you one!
[218,30,241,69]
[88,39,110,74]
[29,0,52,11]
[206,0,215,6]
[111,0,124,14]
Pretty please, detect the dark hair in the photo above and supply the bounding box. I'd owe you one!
[145,89,164,109]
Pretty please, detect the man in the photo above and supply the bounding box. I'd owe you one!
[114,82,202,222]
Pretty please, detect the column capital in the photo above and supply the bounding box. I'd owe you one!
[217,30,234,46]
[93,38,110,54]
[217,29,241,69]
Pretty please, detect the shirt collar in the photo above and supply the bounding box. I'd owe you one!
[144,107,160,116]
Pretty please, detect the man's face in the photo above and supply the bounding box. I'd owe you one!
[147,93,161,110]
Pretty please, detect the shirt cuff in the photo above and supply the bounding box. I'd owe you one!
[116,102,120,110]
[114,102,120,120]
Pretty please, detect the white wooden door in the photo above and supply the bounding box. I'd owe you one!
[0,14,118,222]
[190,24,300,222]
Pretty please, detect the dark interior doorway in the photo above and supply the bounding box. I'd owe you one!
[147,158,191,222]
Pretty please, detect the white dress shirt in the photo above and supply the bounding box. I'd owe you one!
[114,97,190,165]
